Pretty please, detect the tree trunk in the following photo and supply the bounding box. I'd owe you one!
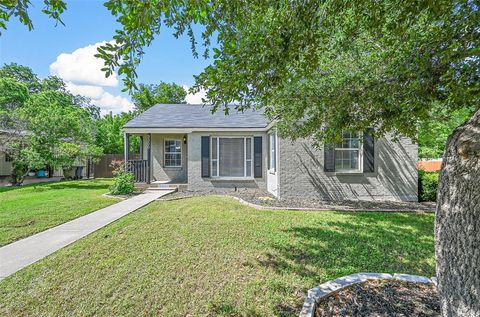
[436,107,480,316]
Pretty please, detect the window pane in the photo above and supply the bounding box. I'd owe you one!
[212,137,217,159]
[334,132,361,171]
[165,151,181,167]
[334,150,343,169]
[246,160,252,177]
[350,138,359,148]
[350,150,359,169]
[219,138,245,177]
[269,133,277,171]
[165,140,181,153]
[212,160,218,176]
[246,138,252,160]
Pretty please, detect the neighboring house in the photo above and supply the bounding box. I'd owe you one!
[418,159,442,172]
[0,130,15,176]
[0,130,90,180]
[123,104,418,201]
[0,151,13,176]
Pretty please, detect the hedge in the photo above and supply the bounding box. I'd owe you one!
[418,170,439,202]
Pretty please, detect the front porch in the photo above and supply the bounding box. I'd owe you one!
[124,133,188,185]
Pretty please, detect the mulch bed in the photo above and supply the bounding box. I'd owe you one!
[316,280,439,317]
[161,189,435,212]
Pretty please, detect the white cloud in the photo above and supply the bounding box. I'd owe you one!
[51,41,134,115]
[66,81,134,115]
[183,85,207,104]
[50,41,118,87]
[94,92,134,114]
[65,81,104,99]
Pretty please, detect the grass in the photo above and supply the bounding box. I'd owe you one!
[0,196,435,316]
[0,179,118,246]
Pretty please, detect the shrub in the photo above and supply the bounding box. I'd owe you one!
[419,170,439,202]
[109,160,135,195]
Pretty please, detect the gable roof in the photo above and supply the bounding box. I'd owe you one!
[124,104,269,129]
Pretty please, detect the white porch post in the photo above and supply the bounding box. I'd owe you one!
[147,133,152,184]
[124,132,130,171]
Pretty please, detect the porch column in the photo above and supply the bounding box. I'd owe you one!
[124,132,130,171]
[139,136,144,160]
[147,133,152,184]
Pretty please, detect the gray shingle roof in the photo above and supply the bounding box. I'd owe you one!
[124,104,269,129]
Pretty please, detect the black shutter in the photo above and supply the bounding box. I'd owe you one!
[324,143,335,172]
[363,129,375,173]
[254,136,262,178]
[201,136,210,177]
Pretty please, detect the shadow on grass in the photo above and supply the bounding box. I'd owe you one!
[0,179,111,193]
[259,212,435,316]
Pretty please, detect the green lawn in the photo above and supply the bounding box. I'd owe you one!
[0,179,118,246]
[0,196,435,316]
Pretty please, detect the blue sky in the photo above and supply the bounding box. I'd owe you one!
[0,0,212,114]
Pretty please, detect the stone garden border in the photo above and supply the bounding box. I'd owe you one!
[157,193,434,213]
[300,272,437,317]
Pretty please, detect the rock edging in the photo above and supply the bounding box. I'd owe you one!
[231,196,433,213]
[154,194,434,213]
[300,272,436,317]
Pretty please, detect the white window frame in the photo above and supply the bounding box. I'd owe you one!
[164,139,182,167]
[210,136,254,179]
[334,132,363,173]
[268,131,277,173]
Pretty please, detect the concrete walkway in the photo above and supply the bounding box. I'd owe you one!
[0,190,173,279]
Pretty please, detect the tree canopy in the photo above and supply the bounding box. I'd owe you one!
[96,1,477,144]
[7,1,478,143]
[418,105,475,159]
[95,111,138,154]
[0,63,102,184]
[131,81,187,113]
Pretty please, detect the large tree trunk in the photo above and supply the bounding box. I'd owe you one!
[436,107,480,316]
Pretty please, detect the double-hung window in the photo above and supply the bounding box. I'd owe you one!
[334,132,362,172]
[211,137,253,178]
[164,140,182,167]
[269,131,277,172]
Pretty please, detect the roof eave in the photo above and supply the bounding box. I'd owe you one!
[123,126,270,134]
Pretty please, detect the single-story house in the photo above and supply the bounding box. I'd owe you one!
[0,130,16,177]
[0,130,91,181]
[123,104,418,201]
[0,151,13,176]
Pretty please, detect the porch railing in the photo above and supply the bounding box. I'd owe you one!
[127,159,150,183]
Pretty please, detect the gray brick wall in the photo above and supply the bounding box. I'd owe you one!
[150,134,188,183]
[187,132,268,191]
[278,135,418,201]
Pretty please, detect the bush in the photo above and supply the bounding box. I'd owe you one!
[419,170,439,202]
[109,160,135,195]
[109,171,135,195]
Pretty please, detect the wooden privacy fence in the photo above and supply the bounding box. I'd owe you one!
[94,154,124,178]
[94,154,145,180]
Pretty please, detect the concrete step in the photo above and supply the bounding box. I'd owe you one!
[147,186,178,192]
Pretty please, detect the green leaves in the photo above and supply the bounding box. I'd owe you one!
[131,82,187,112]
[0,78,29,111]
[93,0,479,144]
[94,111,137,154]
[3,0,479,145]
[0,0,66,32]
[0,64,101,180]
